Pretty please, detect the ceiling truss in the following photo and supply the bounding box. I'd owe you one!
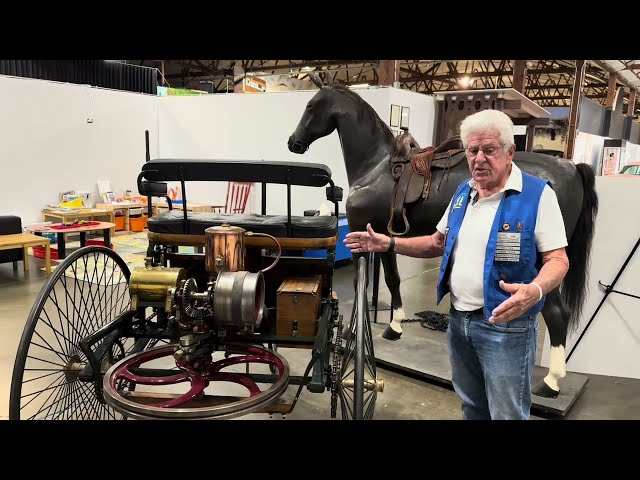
[134,60,640,118]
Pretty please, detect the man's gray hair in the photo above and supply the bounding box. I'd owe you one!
[459,109,515,148]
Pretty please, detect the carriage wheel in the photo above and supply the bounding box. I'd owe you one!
[102,343,290,420]
[9,246,139,420]
[334,256,383,420]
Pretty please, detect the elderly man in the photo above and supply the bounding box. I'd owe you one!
[343,109,569,420]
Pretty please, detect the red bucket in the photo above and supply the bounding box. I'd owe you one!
[33,246,59,260]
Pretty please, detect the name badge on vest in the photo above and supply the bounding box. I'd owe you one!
[495,232,521,262]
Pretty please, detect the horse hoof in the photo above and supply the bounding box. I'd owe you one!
[382,326,402,341]
[532,380,559,399]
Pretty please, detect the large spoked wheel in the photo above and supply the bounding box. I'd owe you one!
[335,256,383,420]
[10,246,138,420]
[103,343,290,420]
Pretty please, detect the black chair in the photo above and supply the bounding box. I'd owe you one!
[0,215,24,269]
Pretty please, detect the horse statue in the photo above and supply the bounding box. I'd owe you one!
[287,72,598,399]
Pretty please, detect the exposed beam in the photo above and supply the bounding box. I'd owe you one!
[592,60,638,91]
[566,61,587,161]
[606,72,618,108]
[627,89,637,116]
[513,60,527,93]
[376,60,397,86]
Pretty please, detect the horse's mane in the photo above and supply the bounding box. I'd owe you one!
[331,84,392,138]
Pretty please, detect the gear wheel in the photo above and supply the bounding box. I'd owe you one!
[330,313,344,419]
[176,278,208,319]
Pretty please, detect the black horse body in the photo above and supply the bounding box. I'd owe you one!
[288,76,597,398]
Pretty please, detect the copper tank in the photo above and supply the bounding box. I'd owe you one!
[204,224,245,274]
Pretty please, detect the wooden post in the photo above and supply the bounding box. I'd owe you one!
[525,125,536,152]
[606,72,617,108]
[233,63,244,93]
[565,60,586,161]
[512,60,527,93]
[377,60,399,87]
[627,88,637,116]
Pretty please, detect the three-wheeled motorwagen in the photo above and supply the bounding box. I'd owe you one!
[10,159,382,420]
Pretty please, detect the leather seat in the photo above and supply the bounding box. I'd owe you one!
[147,211,338,238]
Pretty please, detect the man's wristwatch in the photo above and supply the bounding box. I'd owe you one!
[387,236,395,253]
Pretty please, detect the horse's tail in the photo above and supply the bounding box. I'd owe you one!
[561,162,599,334]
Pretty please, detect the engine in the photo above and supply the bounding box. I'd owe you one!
[128,223,274,366]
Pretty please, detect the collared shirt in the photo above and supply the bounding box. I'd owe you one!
[436,163,567,311]
[468,161,524,203]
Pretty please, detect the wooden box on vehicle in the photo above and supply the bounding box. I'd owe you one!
[276,275,322,338]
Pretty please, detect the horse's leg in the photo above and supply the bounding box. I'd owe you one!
[532,287,569,398]
[378,252,405,340]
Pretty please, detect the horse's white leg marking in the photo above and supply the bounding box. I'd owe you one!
[543,345,567,391]
[389,308,406,333]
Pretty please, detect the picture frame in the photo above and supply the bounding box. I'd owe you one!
[102,191,116,204]
[400,106,410,129]
[390,104,400,127]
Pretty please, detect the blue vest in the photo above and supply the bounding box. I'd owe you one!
[436,171,550,319]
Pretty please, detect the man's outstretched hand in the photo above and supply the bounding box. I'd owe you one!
[489,280,539,323]
[344,223,390,253]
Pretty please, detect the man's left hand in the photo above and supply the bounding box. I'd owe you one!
[489,281,538,324]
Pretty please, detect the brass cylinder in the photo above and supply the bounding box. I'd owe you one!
[205,224,245,275]
[129,265,186,311]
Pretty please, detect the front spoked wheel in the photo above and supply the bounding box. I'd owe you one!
[10,246,137,420]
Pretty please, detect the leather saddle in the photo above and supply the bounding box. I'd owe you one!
[388,132,465,236]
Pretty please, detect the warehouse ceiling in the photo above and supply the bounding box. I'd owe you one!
[130,60,640,119]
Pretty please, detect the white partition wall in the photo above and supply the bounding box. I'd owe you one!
[157,89,336,215]
[0,75,159,225]
[0,75,435,226]
[541,177,640,379]
[387,87,436,147]
[157,86,436,215]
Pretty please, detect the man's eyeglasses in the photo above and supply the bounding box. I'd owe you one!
[464,144,505,159]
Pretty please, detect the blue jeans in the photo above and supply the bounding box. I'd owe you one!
[446,306,538,420]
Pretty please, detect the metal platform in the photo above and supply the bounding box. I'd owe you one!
[371,322,589,417]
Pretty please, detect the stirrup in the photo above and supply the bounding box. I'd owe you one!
[387,208,409,236]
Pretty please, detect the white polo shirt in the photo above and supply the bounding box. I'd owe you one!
[435,163,568,312]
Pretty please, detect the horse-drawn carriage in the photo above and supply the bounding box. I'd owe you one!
[10,159,382,420]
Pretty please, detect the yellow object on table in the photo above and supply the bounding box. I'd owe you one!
[59,197,84,208]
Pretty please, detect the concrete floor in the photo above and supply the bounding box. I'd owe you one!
[1,240,639,420]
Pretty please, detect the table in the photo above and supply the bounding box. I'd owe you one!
[42,208,115,226]
[0,233,51,275]
[26,222,116,259]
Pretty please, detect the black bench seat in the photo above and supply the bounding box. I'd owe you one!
[147,211,338,239]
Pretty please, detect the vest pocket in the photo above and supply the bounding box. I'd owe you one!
[518,229,534,265]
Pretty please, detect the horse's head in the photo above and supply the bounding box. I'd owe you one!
[288,73,395,185]
[288,72,344,154]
